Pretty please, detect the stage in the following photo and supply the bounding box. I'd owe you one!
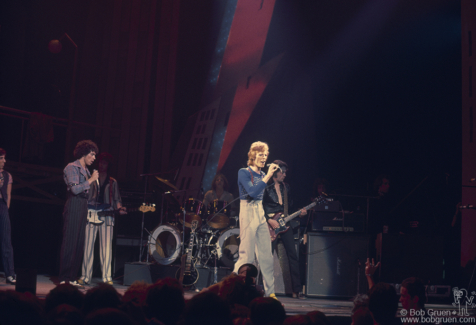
[0,274,465,320]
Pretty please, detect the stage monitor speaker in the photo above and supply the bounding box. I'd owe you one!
[123,263,231,288]
[114,237,148,278]
[195,267,232,290]
[306,233,368,298]
[15,268,37,295]
[123,263,178,285]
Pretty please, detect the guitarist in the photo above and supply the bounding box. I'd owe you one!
[263,160,306,299]
[78,152,126,285]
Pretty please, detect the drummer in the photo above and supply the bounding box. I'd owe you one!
[203,173,234,209]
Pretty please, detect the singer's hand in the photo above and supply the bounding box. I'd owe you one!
[266,163,279,177]
[89,170,99,184]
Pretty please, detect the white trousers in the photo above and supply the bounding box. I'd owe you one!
[233,200,275,296]
[80,216,114,283]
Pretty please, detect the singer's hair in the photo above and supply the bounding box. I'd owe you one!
[271,160,288,178]
[211,173,229,192]
[74,140,99,159]
[247,141,269,167]
[0,148,6,157]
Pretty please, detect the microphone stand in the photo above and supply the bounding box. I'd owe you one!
[138,172,179,263]
[138,172,166,263]
[163,189,188,255]
[137,173,151,263]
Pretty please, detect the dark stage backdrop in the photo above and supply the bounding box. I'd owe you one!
[221,0,461,219]
[219,0,461,284]
[0,0,462,279]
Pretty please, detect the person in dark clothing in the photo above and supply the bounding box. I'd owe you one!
[59,140,99,286]
[0,148,15,284]
[263,160,306,299]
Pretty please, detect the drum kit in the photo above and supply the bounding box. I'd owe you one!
[147,177,240,270]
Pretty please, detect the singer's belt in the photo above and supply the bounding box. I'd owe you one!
[68,191,88,199]
[241,199,262,204]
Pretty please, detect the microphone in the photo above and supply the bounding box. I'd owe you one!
[266,164,281,171]
[94,170,99,186]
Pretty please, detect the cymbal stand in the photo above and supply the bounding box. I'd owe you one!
[182,208,186,255]
[144,228,153,264]
[138,174,150,262]
[210,243,219,284]
[139,172,180,263]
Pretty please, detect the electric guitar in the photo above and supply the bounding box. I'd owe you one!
[268,195,326,242]
[176,219,199,287]
[87,203,156,225]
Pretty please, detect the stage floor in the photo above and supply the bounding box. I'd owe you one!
[0,274,463,319]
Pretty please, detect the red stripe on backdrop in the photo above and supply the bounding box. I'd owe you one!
[214,0,277,169]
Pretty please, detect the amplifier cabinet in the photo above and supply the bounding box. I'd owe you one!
[311,212,365,233]
[306,233,368,298]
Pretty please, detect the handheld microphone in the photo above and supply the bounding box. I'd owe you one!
[266,164,281,171]
[93,170,99,186]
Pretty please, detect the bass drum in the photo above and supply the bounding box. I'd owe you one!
[216,228,241,268]
[148,224,182,265]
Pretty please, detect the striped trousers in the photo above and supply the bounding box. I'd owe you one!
[0,201,15,278]
[80,215,114,283]
[59,195,88,282]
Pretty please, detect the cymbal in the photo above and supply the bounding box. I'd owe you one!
[164,193,180,206]
[154,177,178,190]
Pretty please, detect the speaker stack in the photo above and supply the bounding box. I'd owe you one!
[306,233,368,298]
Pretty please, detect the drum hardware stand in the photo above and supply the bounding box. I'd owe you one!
[195,237,208,267]
[138,172,155,263]
[161,189,186,226]
[210,246,219,285]
[143,227,154,264]
[162,189,187,256]
[181,208,186,255]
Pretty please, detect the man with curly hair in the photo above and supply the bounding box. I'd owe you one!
[58,140,99,286]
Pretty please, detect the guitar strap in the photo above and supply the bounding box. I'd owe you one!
[109,177,113,208]
[283,183,288,218]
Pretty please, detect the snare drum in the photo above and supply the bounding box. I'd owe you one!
[207,200,230,229]
[179,198,203,228]
[148,224,182,265]
[216,227,240,268]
